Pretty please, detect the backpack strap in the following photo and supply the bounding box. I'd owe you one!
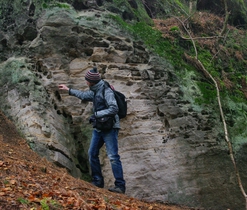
[102,80,114,107]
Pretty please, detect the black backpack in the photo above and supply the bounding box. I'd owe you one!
[104,81,127,119]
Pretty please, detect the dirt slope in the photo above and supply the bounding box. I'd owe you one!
[0,110,197,210]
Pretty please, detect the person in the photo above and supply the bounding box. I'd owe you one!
[58,67,126,194]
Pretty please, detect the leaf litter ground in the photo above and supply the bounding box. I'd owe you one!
[0,111,198,209]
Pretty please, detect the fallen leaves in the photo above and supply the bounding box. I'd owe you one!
[0,110,193,210]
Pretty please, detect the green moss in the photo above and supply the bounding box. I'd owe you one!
[0,58,48,106]
[222,96,247,146]
[195,82,217,105]
[170,26,180,31]
[108,17,183,60]
[0,59,28,87]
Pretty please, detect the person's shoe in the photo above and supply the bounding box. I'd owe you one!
[108,186,125,194]
[91,180,104,188]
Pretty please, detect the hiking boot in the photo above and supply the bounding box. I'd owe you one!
[108,186,125,194]
[91,180,104,188]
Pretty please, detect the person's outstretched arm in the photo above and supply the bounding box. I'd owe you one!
[58,84,94,101]
[58,84,69,91]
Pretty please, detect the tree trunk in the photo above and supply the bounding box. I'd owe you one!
[189,0,196,13]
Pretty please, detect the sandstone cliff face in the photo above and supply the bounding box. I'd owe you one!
[0,5,246,210]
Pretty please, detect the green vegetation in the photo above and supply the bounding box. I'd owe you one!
[42,2,71,9]
[0,58,48,107]
[132,22,167,56]
[0,59,29,88]
[0,59,32,92]
[108,14,184,60]
[173,0,183,8]
[170,26,179,31]
[17,197,29,205]
[3,179,9,184]
[40,198,49,210]
[106,0,152,25]
[108,6,247,142]
[40,198,62,210]
[196,82,217,105]
[17,197,62,209]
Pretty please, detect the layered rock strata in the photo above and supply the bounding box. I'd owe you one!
[0,7,244,210]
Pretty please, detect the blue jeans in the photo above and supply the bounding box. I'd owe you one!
[88,128,125,190]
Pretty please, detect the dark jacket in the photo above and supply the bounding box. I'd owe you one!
[69,80,120,129]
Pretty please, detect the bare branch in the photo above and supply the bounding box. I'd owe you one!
[181,35,225,40]
[172,16,198,58]
[220,0,230,36]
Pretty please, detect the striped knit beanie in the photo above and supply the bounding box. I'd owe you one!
[85,67,101,83]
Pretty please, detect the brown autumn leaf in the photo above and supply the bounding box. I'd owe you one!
[9,179,17,185]
[1,187,12,192]
[0,192,6,196]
